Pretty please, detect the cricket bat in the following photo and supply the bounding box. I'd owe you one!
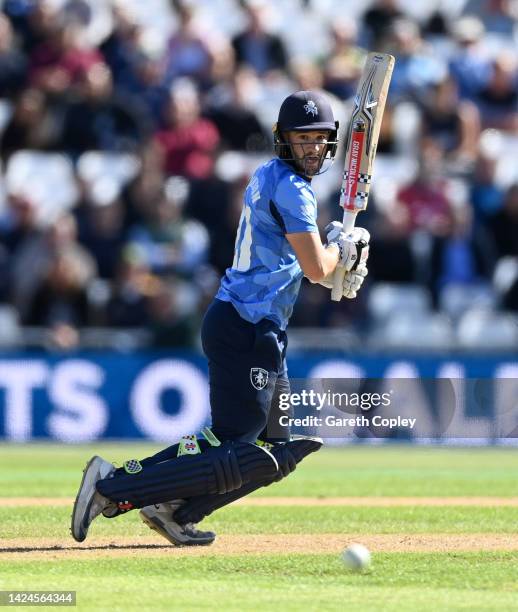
[331,52,395,301]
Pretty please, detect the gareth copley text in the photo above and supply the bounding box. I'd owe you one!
[279,414,417,429]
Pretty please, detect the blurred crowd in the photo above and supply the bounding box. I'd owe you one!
[0,0,518,350]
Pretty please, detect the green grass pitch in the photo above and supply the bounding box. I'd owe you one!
[0,444,517,611]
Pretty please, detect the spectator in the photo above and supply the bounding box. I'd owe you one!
[62,0,94,30]
[374,101,399,154]
[290,58,325,92]
[396,142,453,236]
[76,198,127,279]
[0,192,39,300]
[208,36,237,89]
[127,54,170,127]
[422,10,449,41]
[128,177,209,276]
[385,19,447,103]
[207,174,247,275]
[366,199,418,283]
[419,75,480,167]
[29,22,103,95]
[154,79,220,179]
[322,19,366,100]
[490,183,518,257]
[0,88,57,162]
[206,68,269,152]
[6,0,64,56]
[489,183,518,309]
[59,62,150,156]
[430,200,495,303]
[106,243,157,327]
[449,16,492,100]
[0,13,28,98]
[24,246,93,326]
[470,147,505,221]
[147,277,199,348]
[163,1,218,88]
[462,0,518,38]
[232,1,288,76]
[100,4,155,98]
[9,212,96,321]
[361,0,404,49]
[475,52,518,131]
[122,140,166,227]
[184,171,236,275]
[0,192,39,256]
[103,20,171,129]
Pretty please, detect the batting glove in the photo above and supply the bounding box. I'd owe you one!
[309,262,368,298]
[325,222,370,272]
[342,262,368,299]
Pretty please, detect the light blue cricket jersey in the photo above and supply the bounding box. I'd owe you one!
[216,158,318,330]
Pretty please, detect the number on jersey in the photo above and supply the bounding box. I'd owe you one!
[232,205,252,272]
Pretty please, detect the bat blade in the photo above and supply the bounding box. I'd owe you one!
[331,52,395,301]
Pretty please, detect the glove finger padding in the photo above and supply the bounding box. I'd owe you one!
[324,221,343,242]
[308,263,368,298]
[349,227,370,244]
[343,264,368,299]
[348,228,370,271]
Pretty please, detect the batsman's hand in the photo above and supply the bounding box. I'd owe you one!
[342,262,368,299]
[325,222,370,272]
[310,262,368,298]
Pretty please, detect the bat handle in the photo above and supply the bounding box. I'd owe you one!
[330,211,357,302]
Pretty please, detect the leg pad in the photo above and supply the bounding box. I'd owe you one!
[96,442,278,510]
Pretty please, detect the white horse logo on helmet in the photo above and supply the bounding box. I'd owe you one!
[304,100,318,116]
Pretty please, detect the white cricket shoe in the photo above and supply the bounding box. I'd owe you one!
[140,502,216,546]
[71,455,114,542]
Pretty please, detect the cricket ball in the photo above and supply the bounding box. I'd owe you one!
[341,543,371,571]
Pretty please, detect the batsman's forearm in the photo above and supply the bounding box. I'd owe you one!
[323,243,341,274]
[288,232,340,282]
[312,243,340,282]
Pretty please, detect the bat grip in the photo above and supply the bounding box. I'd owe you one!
[330,212,357,302]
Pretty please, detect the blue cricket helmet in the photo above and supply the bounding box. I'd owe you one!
[277,90,337,131]
[273,90,339,170]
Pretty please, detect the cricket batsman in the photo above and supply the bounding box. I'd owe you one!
[71,90,370,545]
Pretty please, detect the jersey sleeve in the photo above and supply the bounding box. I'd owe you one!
[273,175,318,234]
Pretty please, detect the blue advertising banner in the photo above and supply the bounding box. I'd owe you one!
[0,351,517,442]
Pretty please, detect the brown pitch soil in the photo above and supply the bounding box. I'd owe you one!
[3,497,516,560]
[3,496,518,507]
[1,534,518,561]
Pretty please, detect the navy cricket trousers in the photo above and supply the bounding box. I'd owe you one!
[201,298,291,443]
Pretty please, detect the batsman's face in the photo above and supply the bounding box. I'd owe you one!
[285,130,331,176]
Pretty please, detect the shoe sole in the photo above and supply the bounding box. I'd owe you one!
[71,456,103,543]
[139,511,215,547]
